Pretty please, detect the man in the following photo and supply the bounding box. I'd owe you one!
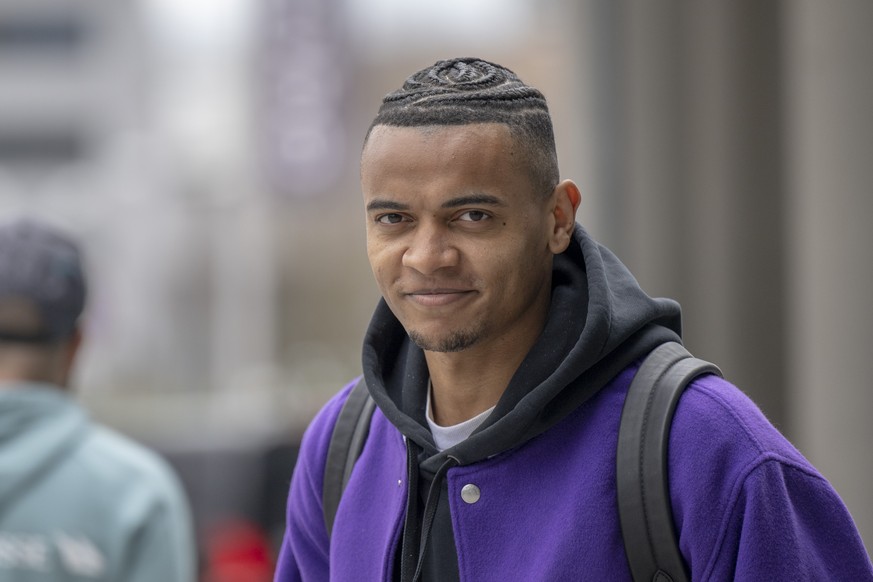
[275,58,872,580]
[0,218,196,581]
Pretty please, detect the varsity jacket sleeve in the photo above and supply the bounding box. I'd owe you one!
[274,382,356,582]
[706,456,873,580]
[669,376,873,581]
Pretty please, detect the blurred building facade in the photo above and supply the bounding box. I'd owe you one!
[1,0,870,556]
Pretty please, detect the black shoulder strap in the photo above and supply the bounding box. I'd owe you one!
[323,377,376,537]
[616,342,722,582]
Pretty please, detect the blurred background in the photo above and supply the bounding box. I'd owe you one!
[1,0,870,576]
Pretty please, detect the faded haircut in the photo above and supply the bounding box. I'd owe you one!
[364,57,560,198]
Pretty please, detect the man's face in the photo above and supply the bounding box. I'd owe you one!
[361,123,557,354]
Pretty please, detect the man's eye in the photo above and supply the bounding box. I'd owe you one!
[458,210,489,222]
[377,213,405,224]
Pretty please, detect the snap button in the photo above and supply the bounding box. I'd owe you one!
[460,484,481,504]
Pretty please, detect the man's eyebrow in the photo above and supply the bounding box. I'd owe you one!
[441,194,505,208]
[366,199,409,212]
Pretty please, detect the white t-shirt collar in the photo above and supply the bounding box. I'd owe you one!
[425,381,495,452]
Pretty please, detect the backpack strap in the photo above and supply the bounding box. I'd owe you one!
[616,342,722,582]
[323,377,377,537]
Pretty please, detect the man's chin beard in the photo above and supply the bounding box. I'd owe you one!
[408,328,480,353]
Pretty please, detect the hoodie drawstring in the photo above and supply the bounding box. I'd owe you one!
[399,439,459,582]
[399,442,420,581]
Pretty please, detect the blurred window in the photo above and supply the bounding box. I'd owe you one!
[0,17,87,54]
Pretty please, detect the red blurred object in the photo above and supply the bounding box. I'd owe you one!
[201,519,274,582]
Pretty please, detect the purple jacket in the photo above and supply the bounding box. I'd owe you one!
[275,365,873,581]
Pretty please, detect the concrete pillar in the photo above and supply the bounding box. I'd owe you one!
[680,1,788,428]
[783,0,873,551]
[581,1,788,426]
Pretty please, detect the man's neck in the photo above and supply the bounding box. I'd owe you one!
[0,344,69,387]
[424,335,533,426]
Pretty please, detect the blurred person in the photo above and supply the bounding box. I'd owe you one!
[0,218,196,581]
[274,58,873,581]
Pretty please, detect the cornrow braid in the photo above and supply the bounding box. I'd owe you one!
[365,58,560,198]
[381,58,546,108]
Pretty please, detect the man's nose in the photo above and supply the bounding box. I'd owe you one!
[401,223,459,275]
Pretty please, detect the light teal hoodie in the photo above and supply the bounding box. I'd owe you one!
[0,383,195,581]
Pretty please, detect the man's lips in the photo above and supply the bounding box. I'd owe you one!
[404,289,476,307]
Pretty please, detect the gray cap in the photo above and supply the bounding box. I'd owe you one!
[0,218,86,343]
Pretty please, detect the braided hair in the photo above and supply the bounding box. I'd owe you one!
[365,57,560,197]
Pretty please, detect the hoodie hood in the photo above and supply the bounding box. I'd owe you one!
[0,383,88,513]
[362,224,681,468]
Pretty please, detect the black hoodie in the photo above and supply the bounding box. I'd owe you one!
[361,225,682,582]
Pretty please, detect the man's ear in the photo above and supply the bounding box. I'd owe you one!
[548,180,581,254]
